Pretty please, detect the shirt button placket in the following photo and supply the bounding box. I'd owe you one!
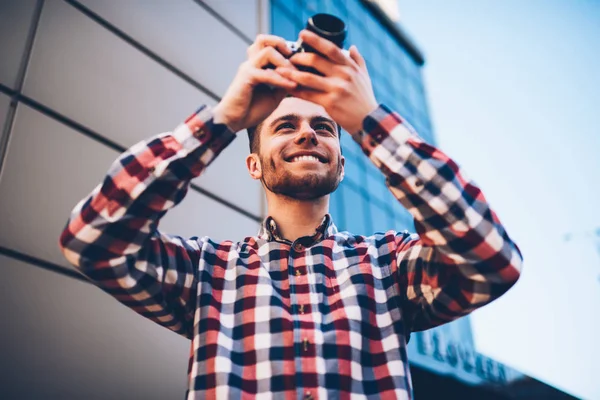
[303,337,310,352]
[292,240,314,397]
[293,242,306,320]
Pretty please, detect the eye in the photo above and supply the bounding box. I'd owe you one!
[314,123,334,133]
[276,122,295,131]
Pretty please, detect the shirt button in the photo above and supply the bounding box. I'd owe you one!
[294,243,304,252]
[305,391,313,400]
[303,337,309,351]
[148,166,155,173]
[295,269,302,276]
[299,304,305,314]
[194,128,206,139]
[414,179,424,187]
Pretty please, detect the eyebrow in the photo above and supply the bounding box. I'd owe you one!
[268,114,336,130]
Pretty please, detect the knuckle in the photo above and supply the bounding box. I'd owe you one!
[265,46,279,56]
[338,66,352,80]
[334,80,350,94]
[326,47,338,58]
[342,81,352,92]
[246,43,257,56]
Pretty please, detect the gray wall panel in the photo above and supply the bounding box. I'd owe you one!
[0,105,258,269]
[23,0,261,216]
[202,0,259,39]
[0,94,10,131]
[0,0,36,88]
[0,254,188,399]
[76,0,247,97]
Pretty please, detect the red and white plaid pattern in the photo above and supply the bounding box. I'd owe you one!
[59,104,522,399]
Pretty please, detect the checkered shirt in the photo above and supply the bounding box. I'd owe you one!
[59,104,523,399]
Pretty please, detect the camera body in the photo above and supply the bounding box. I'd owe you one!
[274,13,348,75]
[284,40,304,56]
[283,40,350,58]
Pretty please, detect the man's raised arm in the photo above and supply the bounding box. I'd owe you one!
[58,34,299,338]
[361,105,523,332]
[279,29,523,332]
[58,107,235,338]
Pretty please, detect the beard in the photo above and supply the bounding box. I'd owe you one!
[259,154,343,201]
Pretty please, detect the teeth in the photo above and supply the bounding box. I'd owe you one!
[291,155,320,162]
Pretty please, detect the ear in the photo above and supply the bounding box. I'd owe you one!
[246,153,262,180]
[340,155,345,182]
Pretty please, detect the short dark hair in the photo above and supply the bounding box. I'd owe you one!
[247,122,342,154]
[247,123,263,154]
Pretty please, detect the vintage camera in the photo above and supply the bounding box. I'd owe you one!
[286,13,347,54]
[280,13,348,74]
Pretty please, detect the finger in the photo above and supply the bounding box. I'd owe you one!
[287,87,325,104]
[251,47,296,70]
[248,34,292,58]
[299,30,348,65]
[349,45,367,71]
[249,68,297,90]
[289,52,339,77]
[276,67,335,92]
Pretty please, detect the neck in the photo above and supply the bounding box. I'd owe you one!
[264,192,329,242]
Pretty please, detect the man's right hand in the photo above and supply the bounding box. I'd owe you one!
[212,34,298,133]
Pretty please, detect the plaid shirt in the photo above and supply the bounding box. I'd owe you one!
[59,104,523,399]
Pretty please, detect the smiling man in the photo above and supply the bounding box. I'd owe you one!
[59,30,523,399]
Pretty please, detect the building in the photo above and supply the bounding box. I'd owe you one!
[0,0,577,398]
[270,1,577,399]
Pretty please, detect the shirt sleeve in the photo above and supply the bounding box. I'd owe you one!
[58,105,235,339]
[353,104,523,332]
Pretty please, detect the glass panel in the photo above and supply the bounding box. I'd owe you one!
[392,200,414,232]
[365,163,389,203]
[342,152,366,187]
[370,203,393,234]
[272,3,300,43]
[340,183,369,234]
[340,129,363,158]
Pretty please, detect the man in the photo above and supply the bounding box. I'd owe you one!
[59,30,522,399]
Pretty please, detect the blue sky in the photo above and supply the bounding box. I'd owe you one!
[397,1,600,399]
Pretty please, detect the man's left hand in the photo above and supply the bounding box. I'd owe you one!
[276,30,379,135]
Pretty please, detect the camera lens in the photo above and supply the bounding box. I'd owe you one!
[306,13,346,48]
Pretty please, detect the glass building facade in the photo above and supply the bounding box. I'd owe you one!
[270,1,561,397]
[272,0,433,236]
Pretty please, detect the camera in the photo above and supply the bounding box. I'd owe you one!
[286,13,347,54]
[277,13,348,74]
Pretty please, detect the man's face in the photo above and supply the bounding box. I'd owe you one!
[247,97,345,201]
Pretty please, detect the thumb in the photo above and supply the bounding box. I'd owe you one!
[350,45,367,71]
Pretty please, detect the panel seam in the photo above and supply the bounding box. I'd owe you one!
[0,83,261,223]
[0,0,45,184]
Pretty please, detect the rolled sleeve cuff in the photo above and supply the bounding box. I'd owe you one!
[172,105,236,155]
[352,104,416,156]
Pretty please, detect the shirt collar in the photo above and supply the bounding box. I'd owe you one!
[257,213,338,244]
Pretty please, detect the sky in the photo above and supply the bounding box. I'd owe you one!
[396,1,600,399]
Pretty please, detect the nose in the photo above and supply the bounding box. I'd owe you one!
[294,122,318,146]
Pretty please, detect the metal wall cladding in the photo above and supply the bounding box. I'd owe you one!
[22,0,262,217]
[0,1,263,398]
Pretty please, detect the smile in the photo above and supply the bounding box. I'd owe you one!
[284,152,328,163]
[291,155,321,163]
